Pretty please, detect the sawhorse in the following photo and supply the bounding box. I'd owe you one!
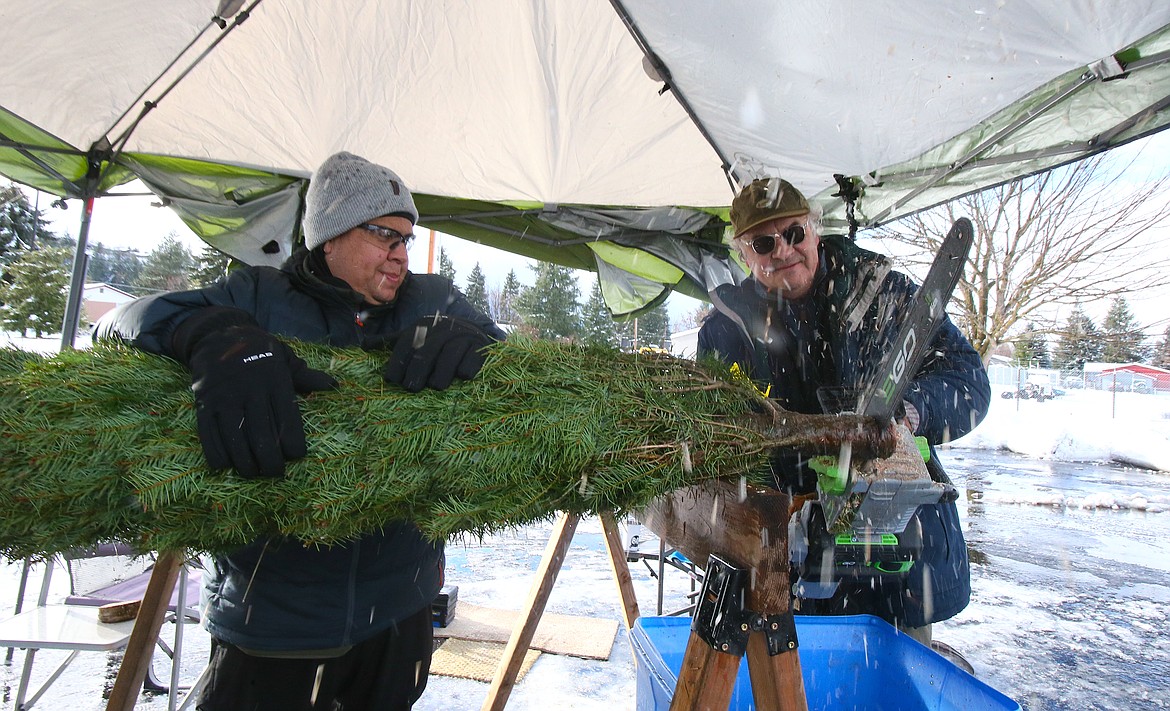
[642,480,807,711]
[105,479,807,711]
[482,478,808,711]
[99,513,643,711]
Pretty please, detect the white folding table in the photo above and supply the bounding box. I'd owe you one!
[0,604,136,709]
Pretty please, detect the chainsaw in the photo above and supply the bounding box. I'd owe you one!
[788,426,958,598]
[788,218,973,600]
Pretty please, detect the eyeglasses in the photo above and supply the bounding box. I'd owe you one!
[743,223,806,255]
[356,223,415,252]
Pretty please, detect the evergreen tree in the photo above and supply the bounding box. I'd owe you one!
[137,232,194,292]
[612,306,674,351]
[1152,324,1170,369]
[1101,296,1146,363]
[614,316,637,350]
[192,244,233,287]
[1,184,59,276]
[1011,328,1033,366]
[517,262,579,340]
[488,269,524,325]
[1031,328,1053,369]
[1053,304,1104,370]
[438,247,456,282]
[85,243,118,285]
[499,269,521,324]
[636,303,672,349]
[86,243,145,292]
[464,263,489,315]
[0,246,72,337]
[581,278,617,347]
[1014,323,1051,368]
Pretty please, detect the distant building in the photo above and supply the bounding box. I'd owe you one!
[82,283,136,324]
[1085,363,1170,394]
[986,355,1062,392]
[669,326,700,360]
[985,354,1016,386]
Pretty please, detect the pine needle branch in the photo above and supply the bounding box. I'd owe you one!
[0,338,894,558]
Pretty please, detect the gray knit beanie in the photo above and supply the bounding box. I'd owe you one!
[302,151,419,250]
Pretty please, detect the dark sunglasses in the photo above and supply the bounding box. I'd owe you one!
[744,223,806,254]
[357,223,415,251]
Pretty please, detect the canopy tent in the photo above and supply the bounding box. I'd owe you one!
[3,1,1170,338]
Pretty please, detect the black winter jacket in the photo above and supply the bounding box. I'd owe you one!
[697,235,990,627]
[96,249,505,652]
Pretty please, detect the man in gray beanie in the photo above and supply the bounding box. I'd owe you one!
[303,150,420,251]
[96,151,504,710]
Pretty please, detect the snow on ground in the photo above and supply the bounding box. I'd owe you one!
[1,331,91,353]
[945,383,1170,474]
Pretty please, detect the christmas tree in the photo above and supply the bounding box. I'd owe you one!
[0,339,892,558]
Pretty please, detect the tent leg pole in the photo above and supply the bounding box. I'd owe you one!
[59,195,92,350]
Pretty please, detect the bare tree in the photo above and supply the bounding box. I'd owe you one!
[486,269,522,325]
[869,153,1170,362]
[673,303,712,331]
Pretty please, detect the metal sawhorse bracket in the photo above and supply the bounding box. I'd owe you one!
[642,479,808,711]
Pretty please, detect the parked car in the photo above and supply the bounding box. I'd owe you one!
[1001,383,1051,401]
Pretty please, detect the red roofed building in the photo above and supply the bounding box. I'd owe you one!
[82,282,137,325]
[1086,363,1170,393]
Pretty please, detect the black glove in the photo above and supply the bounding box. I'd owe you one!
[381,315,496,392]
[172,307,338,478]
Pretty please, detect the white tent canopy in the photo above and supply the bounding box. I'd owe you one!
[3,1,1169,323]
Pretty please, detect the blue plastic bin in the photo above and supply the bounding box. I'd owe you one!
[630,615,1020,711]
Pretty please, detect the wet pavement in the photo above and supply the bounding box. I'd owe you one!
[942,449,1170,710]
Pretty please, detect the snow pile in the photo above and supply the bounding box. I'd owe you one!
[945,385,1170,472]
[977,489,1170,513]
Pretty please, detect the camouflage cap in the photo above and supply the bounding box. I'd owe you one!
[729,178,809,237]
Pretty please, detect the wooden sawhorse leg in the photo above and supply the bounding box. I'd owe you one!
[105,551,183,711]
[668,556,807,711]
[671,628,744,710]
[670,628,805,711]
[481,511,643,711]
[599,511,640,630]
[481,512,579,711]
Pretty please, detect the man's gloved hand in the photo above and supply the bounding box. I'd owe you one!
[172,307,338,479]
[382,315,496,392]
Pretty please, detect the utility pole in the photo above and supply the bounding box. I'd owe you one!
[427,229,436,274]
